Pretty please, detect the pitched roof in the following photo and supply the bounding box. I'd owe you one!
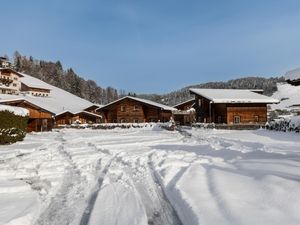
[98,96,176,111]
[0,98,55,115]
[0,67,24,77]
[189,88,279,104]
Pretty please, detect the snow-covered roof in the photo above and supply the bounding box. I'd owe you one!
[285,68,300,81]
[99,96,176,111]
[20,73,51,90]
[0,104,29,117]
[0,73,94,114]
[189,88,279,104]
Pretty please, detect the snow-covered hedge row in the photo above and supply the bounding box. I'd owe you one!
[56,122,175,130]
[0,110,28,145]
[266,116,300,133]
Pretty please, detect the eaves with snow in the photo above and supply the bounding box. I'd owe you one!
[0,104,29,117]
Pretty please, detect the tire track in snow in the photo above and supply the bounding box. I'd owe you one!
[35,134,86,225]
[79,148,116,225]
[103,151,183,225]
[146,154,184,225]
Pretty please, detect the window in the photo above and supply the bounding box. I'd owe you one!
[13,84,17,87]
[133,105,139,111]
[133,119,139,123]
[254,115,259,122]
[217,116,222,123]
[120,119,126,123]
[234,116,240,124]
[120,105,126,112]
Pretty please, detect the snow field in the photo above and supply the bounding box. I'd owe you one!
[0,127,299,225]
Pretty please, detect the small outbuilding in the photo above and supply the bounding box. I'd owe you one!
[97,96,176,123]
[189,88,279,125]
[173,99,196,125]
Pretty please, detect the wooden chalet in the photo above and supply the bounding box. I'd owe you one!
[189,88,279,126]
[55,110,102,125]
[97,96,176,123]
[0,68,23,95]
[0,99,54,132]
[173,99,196,125]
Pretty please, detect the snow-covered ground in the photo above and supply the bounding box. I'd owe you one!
[271,83,300,111]
[0,127,299,225]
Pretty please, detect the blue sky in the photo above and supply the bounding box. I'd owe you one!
[1,0,300,93]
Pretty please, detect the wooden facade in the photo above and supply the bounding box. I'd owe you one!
[1,100,54,132]
[98,96,174,123]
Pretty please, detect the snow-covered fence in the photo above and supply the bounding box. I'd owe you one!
[266,116,300,133]
[56,122,176,131]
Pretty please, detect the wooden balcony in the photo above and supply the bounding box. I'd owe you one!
[0,76,13,84]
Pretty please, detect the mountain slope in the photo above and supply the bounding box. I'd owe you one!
[13,52,118,104]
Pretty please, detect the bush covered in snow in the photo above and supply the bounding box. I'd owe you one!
[266,115,300,133]
[0,110,28,144]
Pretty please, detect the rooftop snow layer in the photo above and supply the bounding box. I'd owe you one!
[20,74,51,90]
[0,104,29,117]
[0,73,94,114]
[190,88,279,104]
[99,96,177,111]
[285,68,300,81]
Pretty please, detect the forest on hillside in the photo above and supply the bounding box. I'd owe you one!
[12,52,118,104]
[138,76,285,106]
[8,52,285,106]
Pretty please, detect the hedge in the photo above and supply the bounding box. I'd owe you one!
[0,110,28,145]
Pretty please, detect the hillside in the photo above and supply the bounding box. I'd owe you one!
[13,52,118,104]
[138,76,285,106]
[271,82,300,111]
